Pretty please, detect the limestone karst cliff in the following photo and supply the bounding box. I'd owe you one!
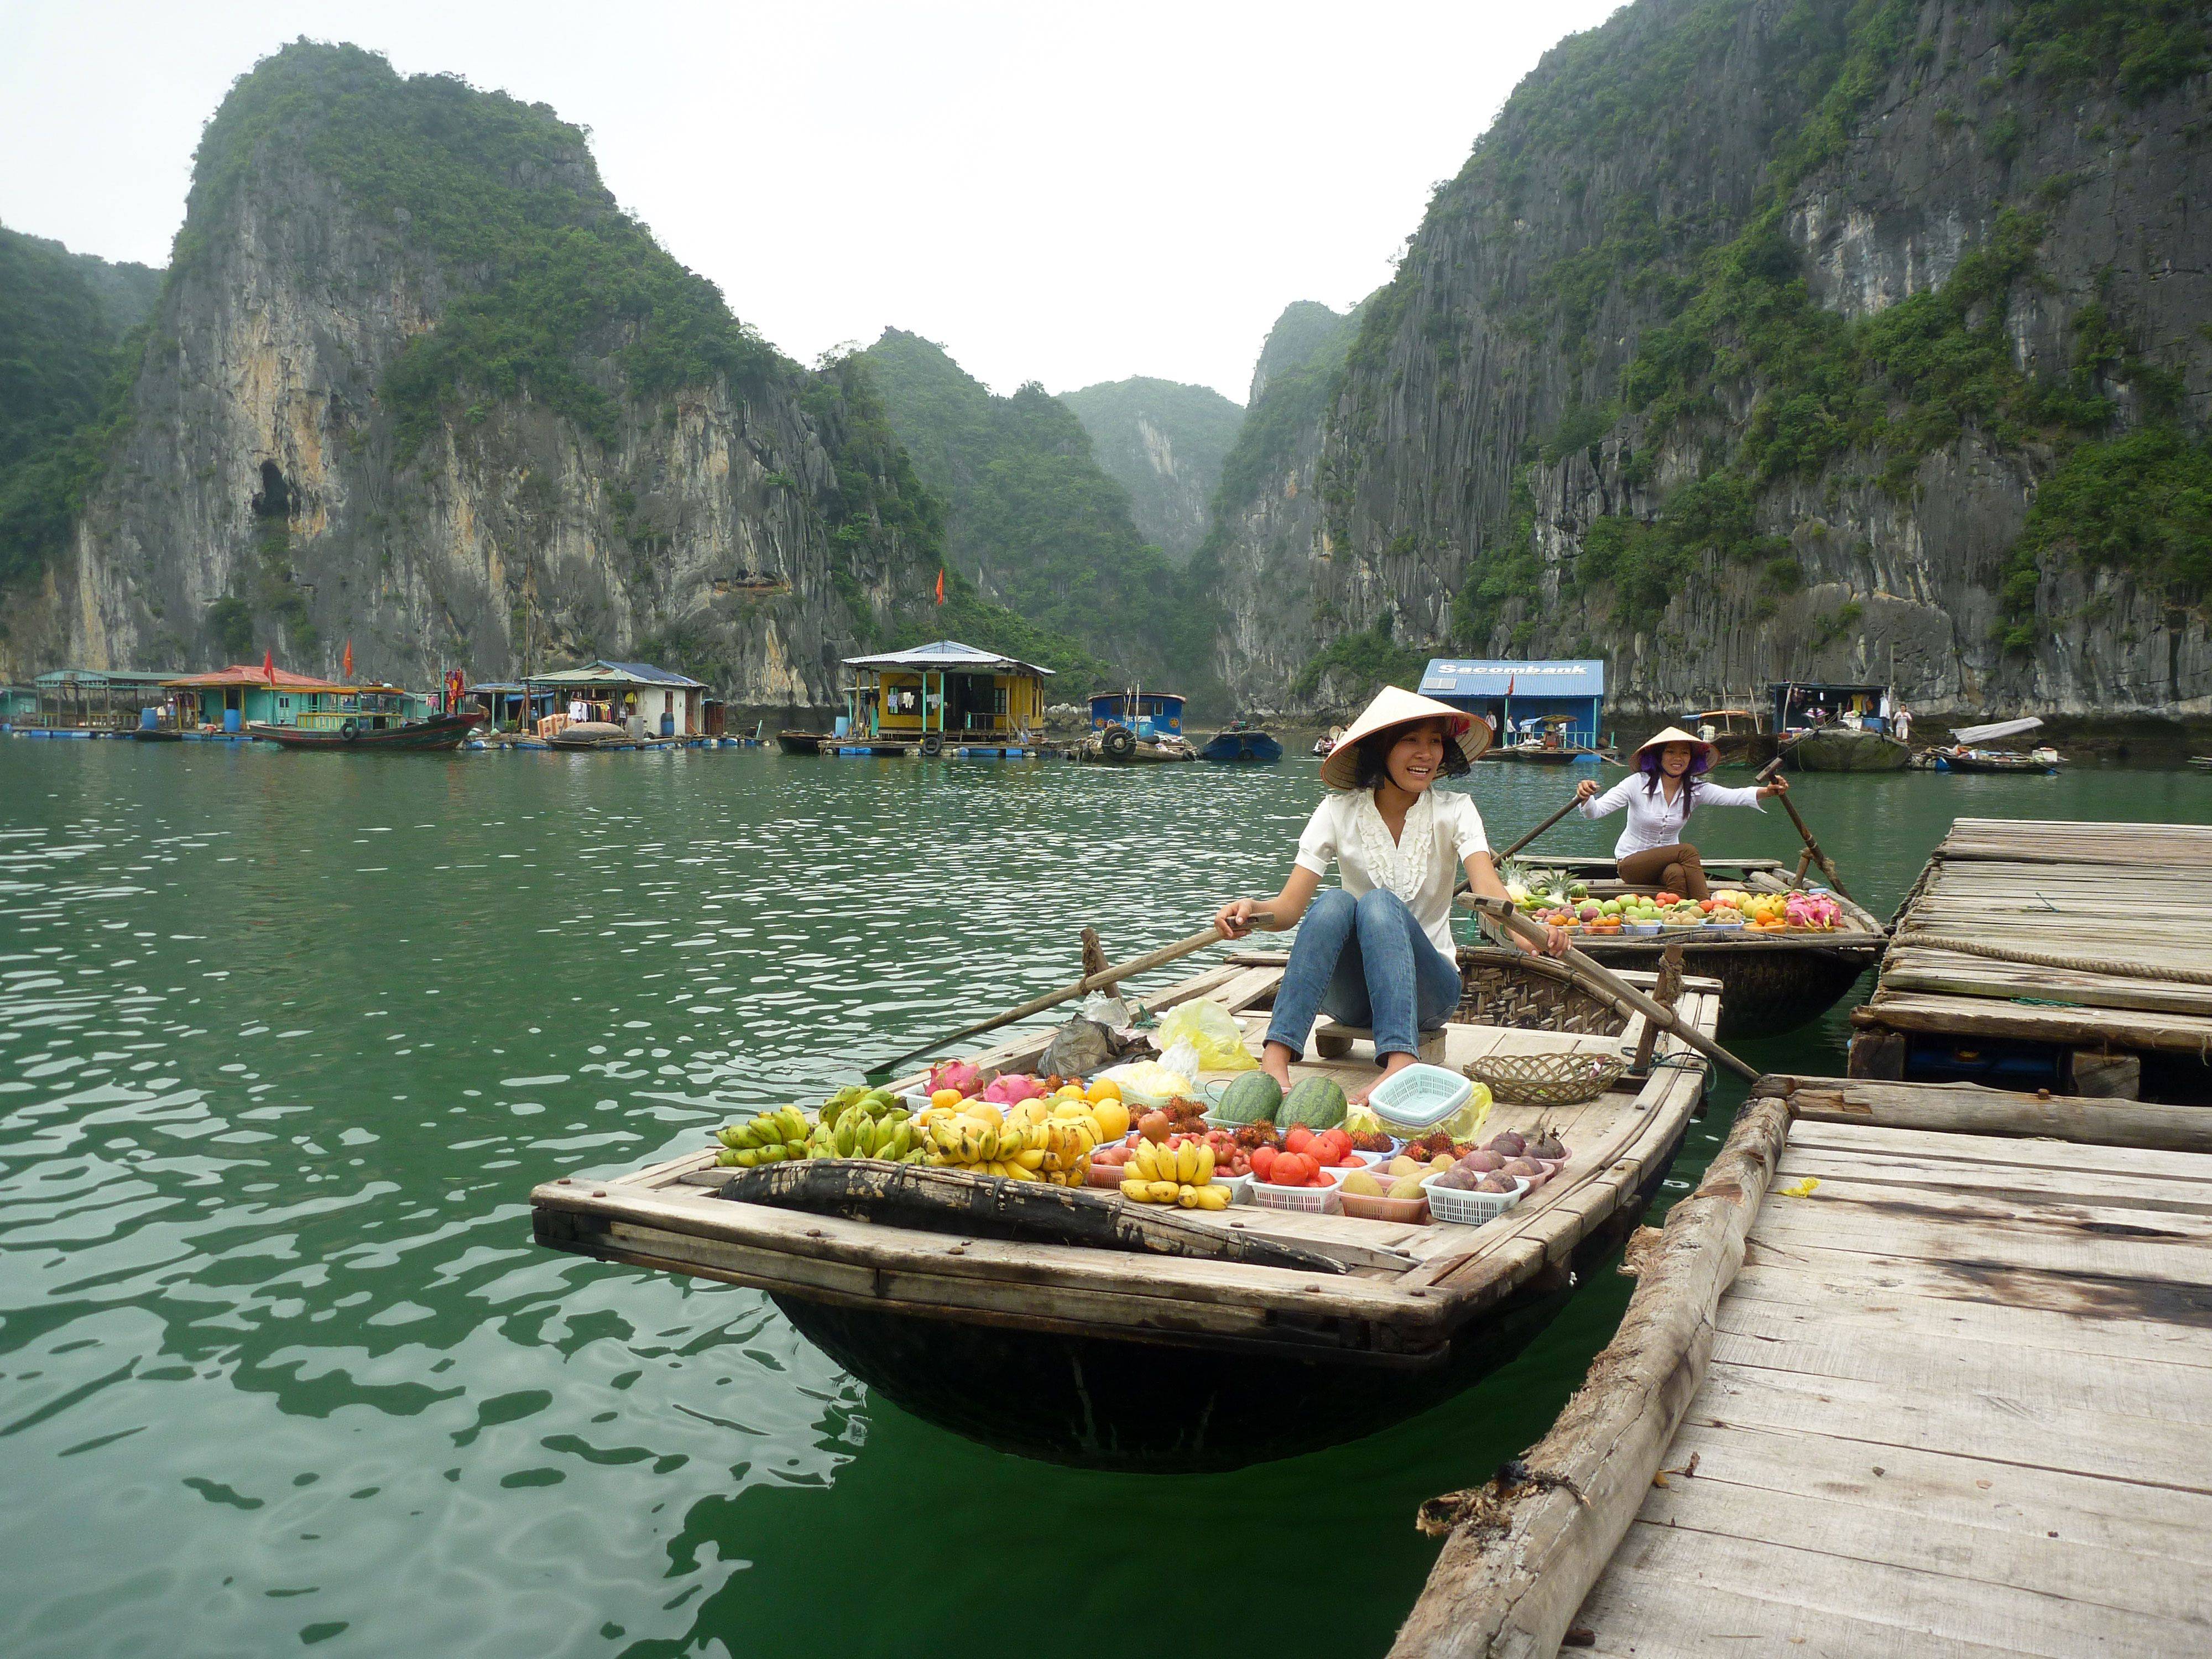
[0,43,1056,702]
[1057,377,1244,564]
[1204,0,2212,718]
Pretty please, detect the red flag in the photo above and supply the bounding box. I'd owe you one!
[934,568,946,606]
[1506,674,1515,696]
[263,648,275,685]
[342,640,354,679]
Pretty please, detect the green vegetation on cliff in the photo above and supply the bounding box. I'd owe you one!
[1056,377,1244,563]
[0,227,159,588]
[860,330,1219,698]
[189,42,779,459]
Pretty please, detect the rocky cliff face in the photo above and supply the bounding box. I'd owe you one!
[1057,377,1244,564]
[0,45,943,705]
[1207,0,2212,719]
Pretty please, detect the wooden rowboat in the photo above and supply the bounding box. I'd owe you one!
[1528,858,1885,1039]
[531,947,1718,1470]
[247,712,479,750]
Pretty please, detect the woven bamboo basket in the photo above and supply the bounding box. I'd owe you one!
[1453,947,1629,1037]
[1465,1050,1630,1108]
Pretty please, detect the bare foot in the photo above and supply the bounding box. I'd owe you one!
[1348,1050,1418,1107]
[1260,1042,1296,1091]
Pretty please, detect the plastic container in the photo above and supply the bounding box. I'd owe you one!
[1703,920,1745,932]
[1249,1164,1347,1214]
[1620,920,1663,936]
[1339,1171,1431,1224]
[1421,1172,1528,1227]
[1367,1063,1474,1135]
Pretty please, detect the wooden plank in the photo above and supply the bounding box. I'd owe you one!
[1859,988,2212,1052]
[1761,1163,2212,1242]
[1577,1522,2207,1657]
[1777,1078,2212,1157]
[1743,1200,2212,1287]
[1770,1146,2212,1217]
[1787,1115,2212,1182]
[1572,1569,2031,1659]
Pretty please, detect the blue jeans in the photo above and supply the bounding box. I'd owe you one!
[1265,888,1462,1063]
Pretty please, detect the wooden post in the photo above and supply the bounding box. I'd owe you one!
[1628,940,1684,1076]
[1080,927,1117,999]
[1845,1026,1907,1080]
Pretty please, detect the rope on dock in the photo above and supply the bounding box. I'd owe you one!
[1898,930,2212,987]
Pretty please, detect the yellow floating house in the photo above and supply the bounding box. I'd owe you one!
[837,640,1052,756]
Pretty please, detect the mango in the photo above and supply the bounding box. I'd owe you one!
[1388,1155,1423,1177]
[1387,1175,1427,1201]
[1343,1170,1385,1197]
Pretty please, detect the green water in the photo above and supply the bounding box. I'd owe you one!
[3,743,2203,1656]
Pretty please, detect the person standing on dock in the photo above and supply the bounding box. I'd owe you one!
[1573,727,1787,899]
[1214,687,1568,1104]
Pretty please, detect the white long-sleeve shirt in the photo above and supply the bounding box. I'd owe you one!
[1575,774,1765,859]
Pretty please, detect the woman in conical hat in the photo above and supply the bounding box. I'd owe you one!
[1573,726,1788,899]
[1216,686,1566,1102]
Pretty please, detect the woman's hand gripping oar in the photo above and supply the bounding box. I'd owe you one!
[1456,893,1760,1082]
[865,912,1275,1082]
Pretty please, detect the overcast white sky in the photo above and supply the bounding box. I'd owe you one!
[1,1,1622,401]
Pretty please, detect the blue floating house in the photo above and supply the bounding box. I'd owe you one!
[1420,659,1607,752]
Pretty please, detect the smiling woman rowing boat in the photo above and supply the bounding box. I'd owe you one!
[1574,725,1787,898]
[1214,688,1568,1104]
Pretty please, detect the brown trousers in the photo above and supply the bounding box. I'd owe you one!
[1618,841,1708,899]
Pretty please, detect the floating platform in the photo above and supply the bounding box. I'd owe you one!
[1391,1073,2212,1657]
[1850,817,2212,1102]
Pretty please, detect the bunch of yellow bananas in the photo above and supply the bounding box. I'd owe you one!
[1118,1139,1229,1209]
[910,1092,1108,1186]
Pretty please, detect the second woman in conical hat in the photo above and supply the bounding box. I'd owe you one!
[1215,686,1567,1103]
[1573,726,1788,898]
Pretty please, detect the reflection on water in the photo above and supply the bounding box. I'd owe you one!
[3,743,2200,1655]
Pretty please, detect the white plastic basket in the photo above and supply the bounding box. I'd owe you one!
[1249,1165,1347,1214]
[1368,1062,1473,1135]
[1620,921,1663,936]
[1421,1172,1528,1226]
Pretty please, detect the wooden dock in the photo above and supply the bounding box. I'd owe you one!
[1390,1073,2212,1658]
[1849,817,2212,1102]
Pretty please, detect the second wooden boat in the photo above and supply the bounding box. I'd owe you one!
[248,712,479,750]
[1778,724,1910,770]
[532,947,1718,1470]
[1199,723,1284,764]
[1526,858,1885,1039]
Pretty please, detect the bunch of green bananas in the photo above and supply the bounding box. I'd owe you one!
[806,1109,921,1162]
[818,1084,901,1129]
[715,1105,810,1166]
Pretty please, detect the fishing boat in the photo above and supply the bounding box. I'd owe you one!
[248,711,479,750]
[1199,721,1283,764]
[1776,723,1910,771]
[1313,726,1344,758]
[1767,679,1910,770]
[1523,857,1885,1039]
[1067,724,1198,763]
[1912,714,2062,773]
[531,947,1719,1470]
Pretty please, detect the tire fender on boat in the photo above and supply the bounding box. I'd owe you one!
[1102,724,1135,760]
[920,732,944,757]
[339,719,358,742]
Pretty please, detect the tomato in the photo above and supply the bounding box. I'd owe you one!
[1284,1125,1314,1156]
[1250,1146,1277,1181]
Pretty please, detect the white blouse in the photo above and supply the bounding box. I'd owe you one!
[1577,774,1765,858]
[1295,787,1490,954]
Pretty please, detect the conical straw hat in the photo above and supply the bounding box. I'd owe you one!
[1319,685,1490,790]
[1633,725,1717,774]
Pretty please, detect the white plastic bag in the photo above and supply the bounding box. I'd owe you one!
[1156,999,1258,1073]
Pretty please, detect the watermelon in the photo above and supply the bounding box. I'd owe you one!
[1281,1076,1348,1131]
[1213,1071,1281,1125]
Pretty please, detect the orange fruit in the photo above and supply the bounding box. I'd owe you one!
[1084,1078,1121,1105]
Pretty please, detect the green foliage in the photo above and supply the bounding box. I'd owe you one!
[1575,473,1790,630]
[190,43,779,460]
[1291,615,1429,701]
[859,330,1219,696]
[0,227,159,587]
[207,595,255,659]
[1996,426,2212,648]
[1540,400,1615,466]
[1452,469,1545,646]
[1057,377,1245,559]
[2002,1,2212,102]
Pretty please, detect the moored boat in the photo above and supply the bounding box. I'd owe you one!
[531,946,1719,1469]
[1777,723,1911,771]
[1067,723,1198,763]
[248,711,479,750]
[1198,722,1283,764]
[1919,745,2063,774]
[1312,725,1344,758]
[1518,857,1885,1039]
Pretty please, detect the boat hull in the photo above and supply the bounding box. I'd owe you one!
[1927,751,2060,774]
[1781,728,1910,771]
[768,1110,1686,1471]
[247,714,478,750]
[1574,933,1878,1039]
[776,730,827,755]
[1199,730,1284,764]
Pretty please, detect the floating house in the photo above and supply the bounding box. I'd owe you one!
[839,641,1052,750]
[1088,688,1186,740]
[163,666,428,733]
[525,661,707,739]
[22,668,182,732]
[1419,659,1606,750]
[1768,680,1893,733]
[1,685,37,727]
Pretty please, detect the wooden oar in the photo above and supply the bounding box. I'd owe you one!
[1498,791,1589,863]
[1754,755,1853,898]
[1456,894,1759,1082]
[866,911,1275,1080]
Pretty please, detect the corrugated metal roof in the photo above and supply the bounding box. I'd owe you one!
[843,639,1056,676]
[526,660,706,688]
[1420,659,1606,698]
[35,667,181,689]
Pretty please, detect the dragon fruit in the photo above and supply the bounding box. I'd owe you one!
[927,1059,983,1097]
[982,1072,1048,1105]
[1784,892,1841,930]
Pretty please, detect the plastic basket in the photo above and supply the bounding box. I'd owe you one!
[1620,921,1663,936]
[1421,1172,1527,1226]
[1339,1177,1430,1224]
[1249,1165,1347,1214]
[1368,1063,1473,1135]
